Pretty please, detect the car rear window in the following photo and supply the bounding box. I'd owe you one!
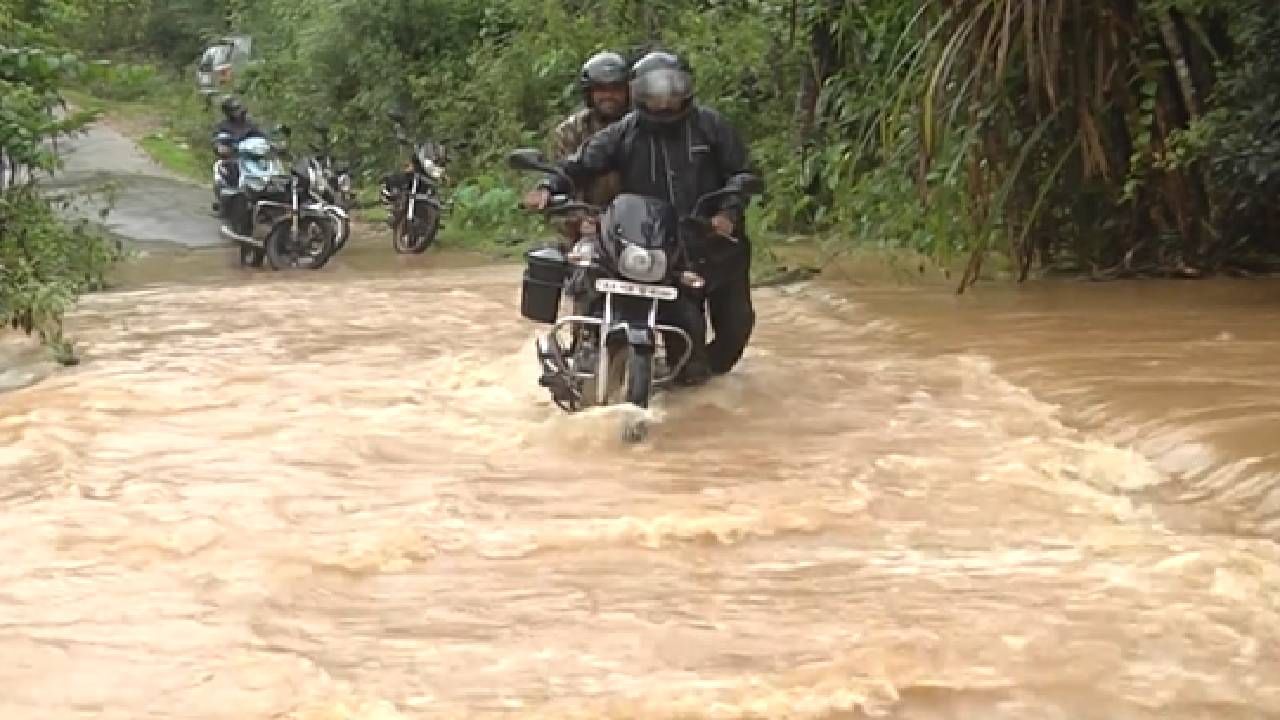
[198,45,232,71]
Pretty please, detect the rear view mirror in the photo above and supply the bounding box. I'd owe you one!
[690,174,765,219]
[729,173,765,196]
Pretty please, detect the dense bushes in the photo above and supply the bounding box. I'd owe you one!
[21,0,1280,286]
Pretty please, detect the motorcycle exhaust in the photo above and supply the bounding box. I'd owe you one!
[219,225,264,248]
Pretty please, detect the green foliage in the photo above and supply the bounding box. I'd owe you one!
[1,3,125,359]
[1193,2,1280,253]
[207,0,793,235]
[16,0,1280,281]
[82,63,167,101]
[0,186,125,362]
[1,48,103,177]
[446,173,527,233]
[774,0,1280,282]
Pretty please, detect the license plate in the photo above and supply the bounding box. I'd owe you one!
[595,278,677,300]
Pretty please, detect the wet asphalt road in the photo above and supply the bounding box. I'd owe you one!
[47,120,221,248]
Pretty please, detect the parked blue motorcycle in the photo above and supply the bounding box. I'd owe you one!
[214,127,337,270]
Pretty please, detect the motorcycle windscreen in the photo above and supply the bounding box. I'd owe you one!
[601,194,679,250]
[241,155,286,179]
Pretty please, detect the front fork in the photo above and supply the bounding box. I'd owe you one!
[538,290,692,410]
[590,293,657,406]
[407,175,418,223]
[387,174,425,229]
[291,186,300,240]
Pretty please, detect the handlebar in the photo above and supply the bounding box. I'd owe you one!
[520,196,739,242]
[519,195,599,215]
[680,215,740,243]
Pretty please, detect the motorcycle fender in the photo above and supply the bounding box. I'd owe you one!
[323,206,349,219]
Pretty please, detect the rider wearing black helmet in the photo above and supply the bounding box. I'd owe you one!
[213,96,260,150]
[525,51,758,384]
[210,96,262,212]
[527,51,631,245]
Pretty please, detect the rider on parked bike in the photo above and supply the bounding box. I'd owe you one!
[211,96,262,212]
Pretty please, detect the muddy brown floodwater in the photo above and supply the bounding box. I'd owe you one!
[1,241,1278,720]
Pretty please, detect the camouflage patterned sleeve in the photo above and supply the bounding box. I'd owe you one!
[549,115,583,163]
[547,114,586,234]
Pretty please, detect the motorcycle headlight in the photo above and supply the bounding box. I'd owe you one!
[338,175,351,193]
[618,245,666,283]
[427,165,444,181]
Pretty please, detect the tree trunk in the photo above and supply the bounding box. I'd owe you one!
[1157,8,1201,121]
[793,0,840,146]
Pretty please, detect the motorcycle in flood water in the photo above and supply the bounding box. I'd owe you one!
[507,148,764,442]
[380,109,448,254]
[215,126,337,270]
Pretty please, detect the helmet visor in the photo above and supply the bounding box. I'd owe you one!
[631,67,693,113]
[586,65,628,86]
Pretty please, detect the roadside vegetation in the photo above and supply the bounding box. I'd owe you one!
[2,4,127,362]
[69,0,1280,287]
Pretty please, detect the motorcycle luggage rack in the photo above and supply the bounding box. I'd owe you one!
[536,333,582,412]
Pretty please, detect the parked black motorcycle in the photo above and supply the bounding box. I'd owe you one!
[381,109,448,254]
[508,148,763,442]
[308,123,353,250]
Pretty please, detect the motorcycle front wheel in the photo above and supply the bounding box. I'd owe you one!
[603,345,653,443]
[391,206,440,254]
[622,349,654,409]
[266,217,334,270]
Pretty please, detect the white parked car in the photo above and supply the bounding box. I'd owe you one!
[195,35,253,99]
